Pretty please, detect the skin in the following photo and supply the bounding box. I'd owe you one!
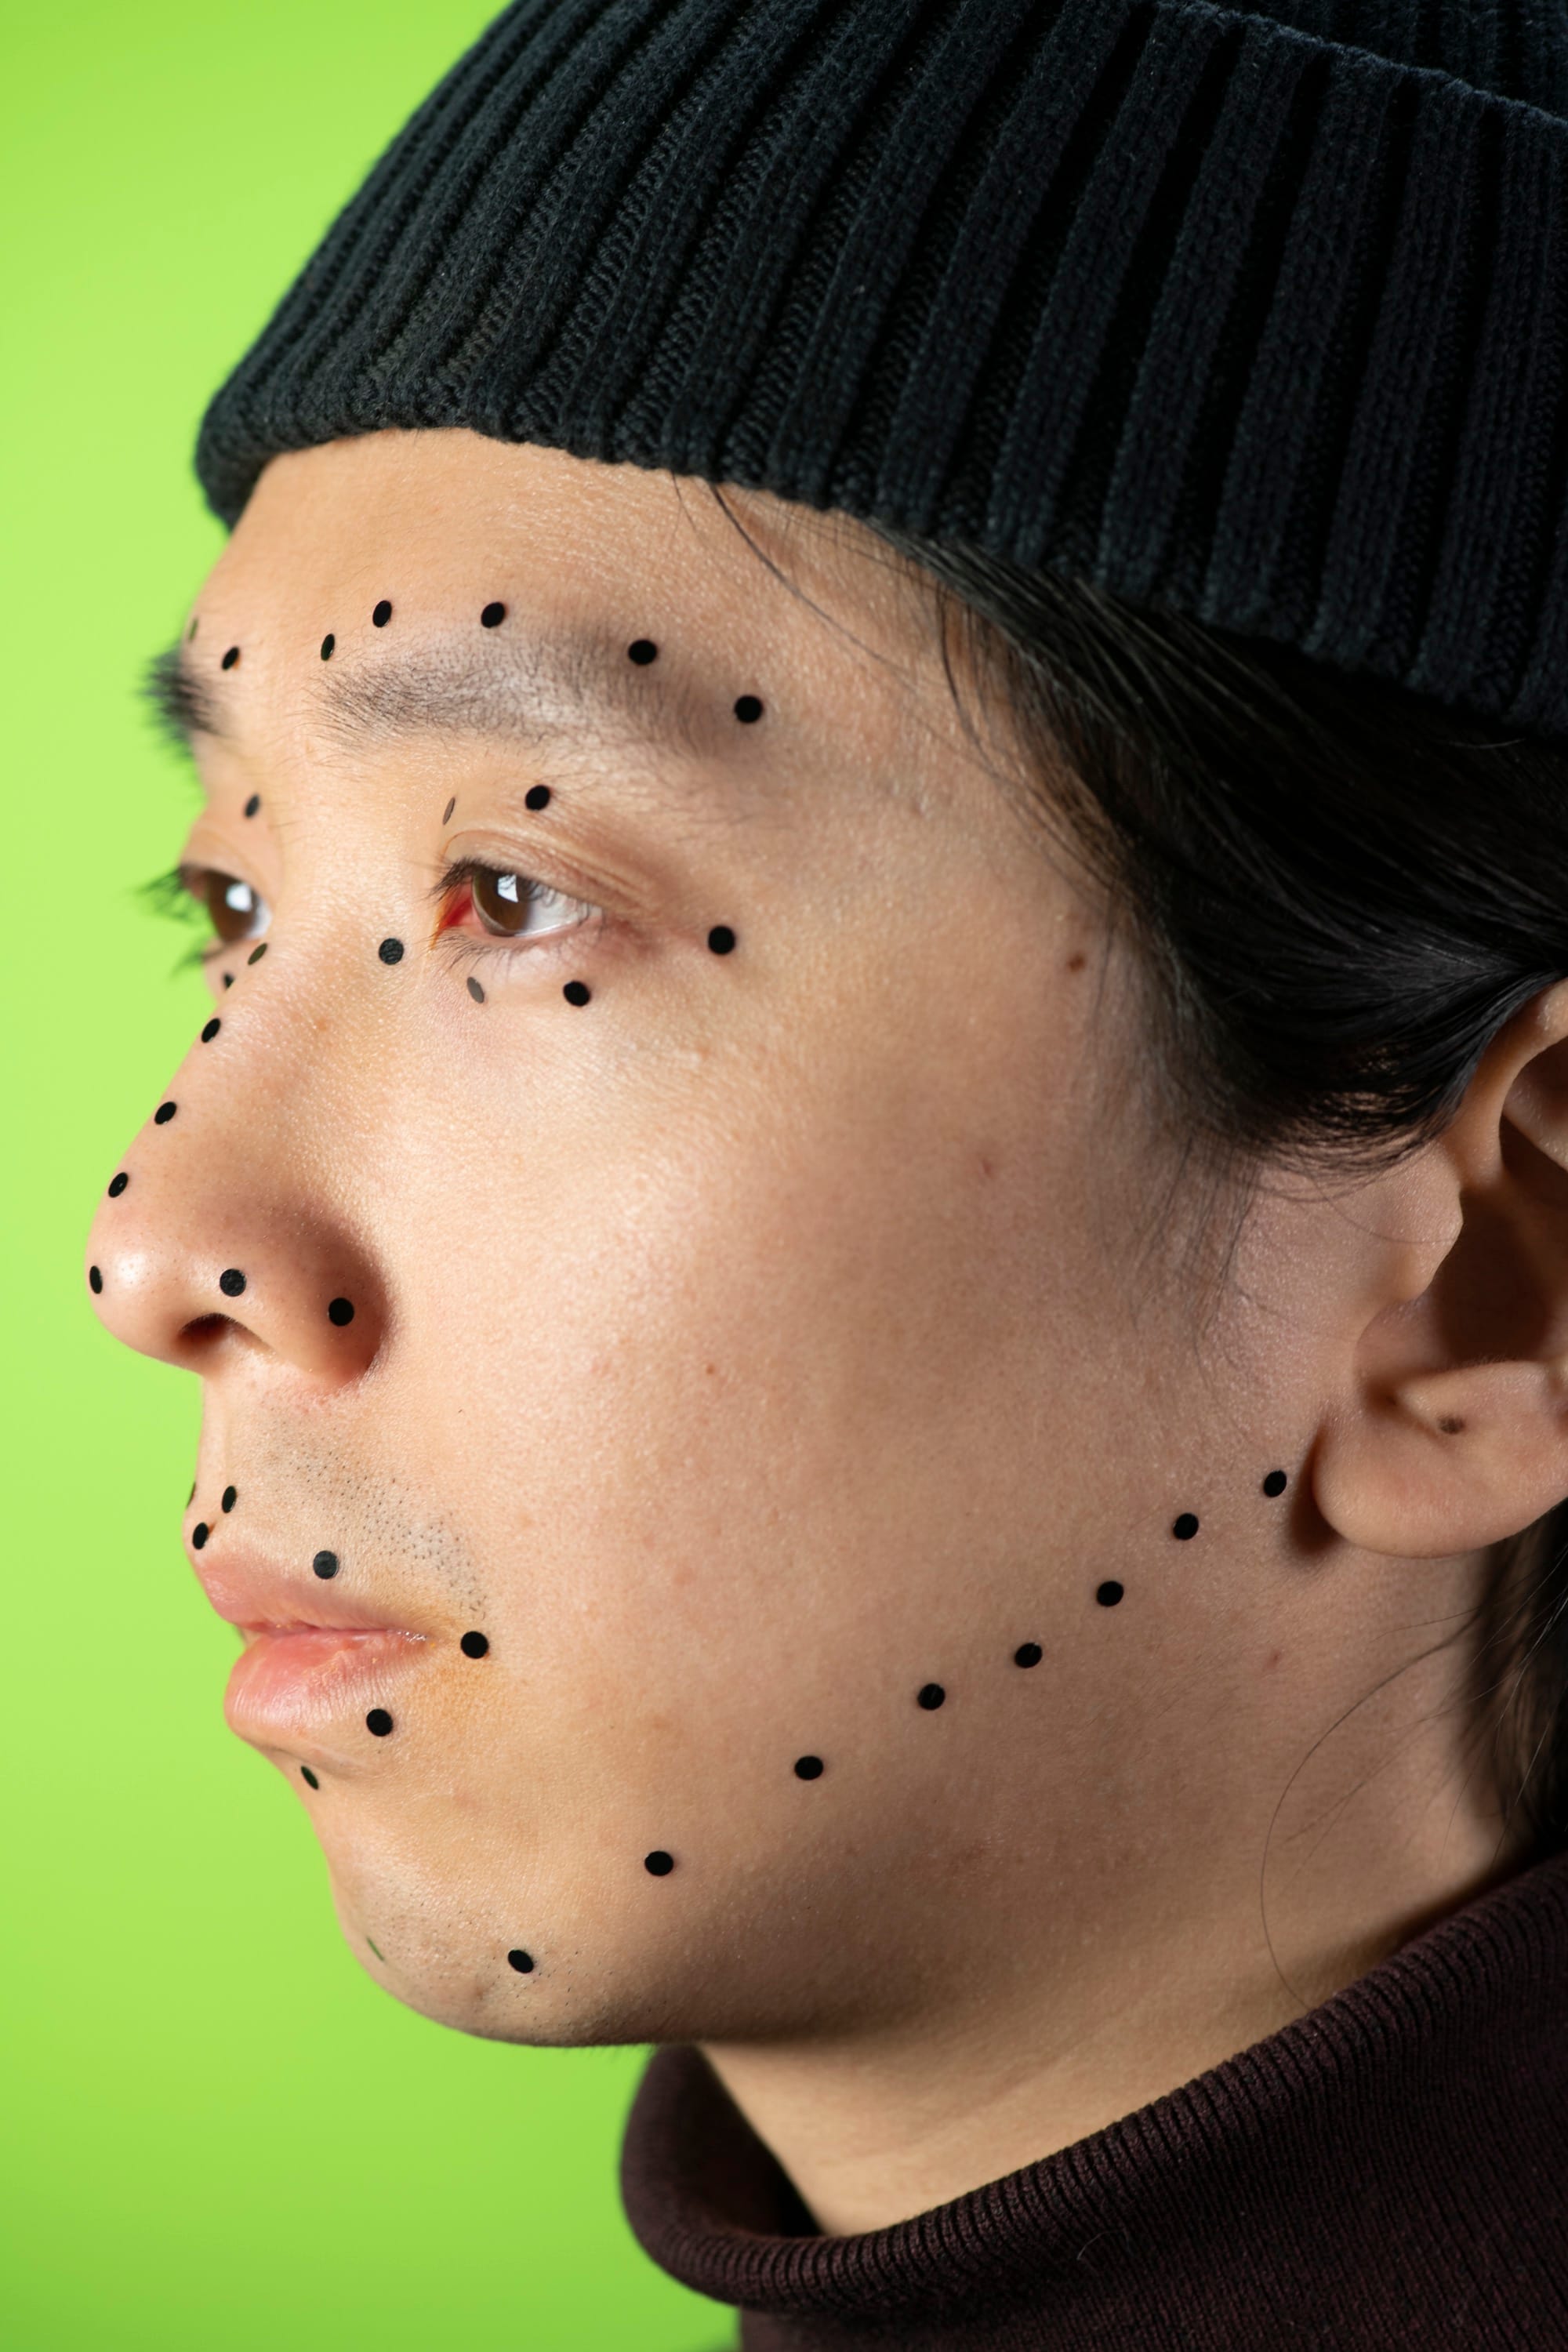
[89,428,1568,2236]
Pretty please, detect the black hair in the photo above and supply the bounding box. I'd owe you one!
[876,527,1568,1864]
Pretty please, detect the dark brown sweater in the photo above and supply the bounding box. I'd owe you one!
[622,1850,1568,2348]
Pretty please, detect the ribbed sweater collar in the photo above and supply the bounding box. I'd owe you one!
[622,1849,1568,2348]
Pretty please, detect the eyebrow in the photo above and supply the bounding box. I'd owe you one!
[143,645,222,746]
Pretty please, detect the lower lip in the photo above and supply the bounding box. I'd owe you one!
[225,1626,429,1739]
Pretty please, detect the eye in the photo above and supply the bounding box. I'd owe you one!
[180,865,270,946]
[463,863,593,942]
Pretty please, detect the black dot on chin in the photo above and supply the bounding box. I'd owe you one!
[481,601,506,629]
[644,1850,675,1876]
[327,1298,355,1327]
[300,1766,318,1789]
[734,695,764,724]
[916,1682,946,1711]
[627,639,658,666]
[88,1265,103,1294]
[219,1268,247,1298]
[1262,1468,1288,1497]
[467,976,486,1004]
[707,925,737,956]
[1014,1642,1043,1668]
[201,1017,220,1043]
[243,794,260,818]
[1172,1512,1200,1541]
[107,1173,129,1197]
[460,1631,489,1659]
[442,797,456,824]
[248,942,267,965]
[154,1102,177,1124]
[365,1708,394,1737]
[313,1551,339,1580]
[372,600,393,628]
[524,783,551,811]
[320,634,336,661]
[1097,1580,1125,1607]
[793,1755,824,1780]
[192,1523,209,1550]
[507,1949,535,1973]
[221,646,240,670]
[221,1486,237,1513]
[563,980,591,1007]
[378,937,405,965]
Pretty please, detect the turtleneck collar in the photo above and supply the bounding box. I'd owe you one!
[622,1848,1568,2348]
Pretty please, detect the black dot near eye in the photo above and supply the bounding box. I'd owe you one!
[734,695,764,724]
[1172,1513,1200,1541]
[372,600,393,627]
[154,1102,177,1123]
[320,634,336,660]
[1262,1469,1288,1497]
[507,1949,535,1973]
[221,1486,237,1512]
[916,1682,946,1711]
[219,1269,246,1298]
[1096,1580,1124,1607]
[793,1755,824,1780]
[707,925,736,955]
[201,1018,220,1043]
[563,981,591,1006]
[524,784,550,811]
[1014,1642,1043,1668]
[313,1551,339,1580]
[379,938,404,964]
[107,1173,129,1197]
[481,602,506,629]
[223,972,234,988]
[248,942,267,964]
[243,794,260,818]
[300,1766,318,1788]
[221,646,240,670]
[365,1709,394,1737]
[460,1631,489,1658]
[627,640,658,665]
[467,977,486,1004]
[327,1298,354,1326]
[88,1265,103,1294]
[644,1851,675,1876]
[192,1523,209,1550]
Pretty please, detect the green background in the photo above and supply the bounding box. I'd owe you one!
[1,8,726,2346]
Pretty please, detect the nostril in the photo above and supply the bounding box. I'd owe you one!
[89,1265,103,1294]
[218,1269,247,1298]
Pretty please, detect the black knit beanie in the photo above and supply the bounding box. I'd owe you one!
[197,0,1568,746]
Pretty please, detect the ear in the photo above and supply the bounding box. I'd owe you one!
[1314,980,1568,1558]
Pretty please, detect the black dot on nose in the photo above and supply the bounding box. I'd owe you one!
[524,784,551,811]
[1172,1512,1200,1541]
[1262,1469,1288,1497]
[1096,1580,1124,1607]
[627,639,658,665]
[1014,1642,1043,1668]
[734,695,764,724]
[221,646,240,670]
[88,1265,103,1294]
[248,942,267,964]
[378,938,404,965]
[459,1630,489,1659]
[644,1850,675,1876]
[372,600,393,628]
[507,1948,535,1973]
[243,794,260,818]
[192,1523,209,1550]
[221,1486,237,1513]
[916,1682,946,1711]
[300,1766,318,1788]
[107,1173,129,1197]
[201,1018,220,1043]
[320,633,336,661]
[481,601,506,628]
[154,1102,177,1124]
[467,976,486,1004]
[313,1551,339,1580]
[707,925,736,955]
[219,1268,246,1298]
[563,980,591,1006]
[365,1708,394,1737]
[327,1298,354,1327]
[793,1755,824,1780]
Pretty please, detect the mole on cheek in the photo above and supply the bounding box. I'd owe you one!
[644,1850,676,1876]
[154,1101,177,1124]
[313,1551,339,1580]
[793,1755,824,1780]
[300,1766,318,1789]
[219,1269,247,1298]
[88,1265,103,1294]
[916,1682,946,1711]
[1172,1512,1200,1540]
[107,1173,129,1197]
[467,976,486,1004]
[379,938,405,965]
[524,784,550,811]
[372,600,393,628]
[562,980,591,1007]
[442,797,456,824]
[320,633,336,661]
[221,646,240,671]
[459,1631,489,1657]
[365,1709,394,1737]
[327,1298,355,1326]
[507,1948,535,1973]
[1097,1580,1125,1607]
[243,794,260,818]
[201,1018,221,1043]
[221,1486,237,1513]
[1262,1468,1288,1497]
[1014,1642,1042,1668]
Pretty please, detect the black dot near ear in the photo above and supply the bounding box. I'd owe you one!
[481,602,506,629]
[366,1709,394,1737]
[1262,1469,1288,1497]
[734,695,764,724]
[313,1551,339,1580]
[1172,1513,1200,1541]
[627,639,658,666]
[793,1755,824,1780]
[379,938,404,965]
[916,1682,946,1711]
[154,1102,177,1124]
[328,1298,354,1326]
[221,1486,237,1513]
[320,634,336,661]
[107,1173,129,1197]
[89,1265,103,1294]
[524,783,551,811]
[460,1631,489,1658]
[1096,1580,1124,1607]
[1014,1642,1043,1668]
[243,794,260,818]
[507,1948,535,1973]
[192,1523,209,1550]
[644,1850,675,1876]
[563,980,591,1006]
[219,1268,246,1298]
[467,977,486,1004]
[442,797,456,824]
[706,925,736,955]
[300,1766,318,1788]
[372,600,393,628]
[221,646,240,670]
[248,942,267,964]
[201,1017,220,1043]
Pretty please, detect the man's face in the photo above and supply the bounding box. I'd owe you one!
[89,430,1185,2045]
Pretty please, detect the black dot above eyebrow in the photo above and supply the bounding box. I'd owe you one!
[1014,1642,1043,1668]
[467,976,486,1004]
[248,942,267,964]
[300,1766,318,1788]
[192,1523,209,1550]
[365,1708,394,1737]
[644,1850,675,1876]
[524,784,551,811]
[507,1948,535,1973]
[243,794,260,818]
[154,1102,177,1124]
[327,1297,354,1326]
[313,1551,339,1580]
[221,1486,237,1512]
[460,1631,489,1658]
[442,797,456,824]
[320,634,336,661]
[201,1017,220,1043]
[221,646,240,671]
[707,925,736,956]
[219,1268,246,1298]
[1096,1580,1125,1607]
[793,1755,824,1780]
[107,1173,129,1197]
[372,600,393,628]
[627,639,658,665]
[1262,1468,1288,1497]
[563,980,591,1006]
[89,1265,103,1294]
[916,1682,946,1711]
[379,938,405,964]
[481,601,506,629]
[1172,1512,1200,1541]
[734,695,764,724]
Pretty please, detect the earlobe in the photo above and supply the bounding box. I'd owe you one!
[1315,1359,1568,1558]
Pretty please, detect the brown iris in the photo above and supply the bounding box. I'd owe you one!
[200,870,267,943]
[471,867,535,936]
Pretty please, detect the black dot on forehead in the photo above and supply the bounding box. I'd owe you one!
[300,1765,318,1788]
[707,925,736,955]
[219,1268,247,1298]
[192,1523,209,1550]
[248,942,267,964]
[467,976,486,1004]
[221,1486,237,1512]
[243,794,260,818]
[563,980,591,1006]
[734,694,764,724]
[1262,1468,1288,1497]
[442,797,456,824]
[1097,1579,1125,1607]
[365,1708,394,1737]
[627,639,658,665]
[524,784,551,811]
[916,1682,946,1711]
[107,1172,129,1197]
[154,1101,177,1124]
[88,1265,103,1294]
[201,1017,221,1043]
[507,1948,535,1973]
[313,1551,339,1579]
[320,633,336,661]
[327,1297,354,1326]
[793,1755,824,1780]
[373,600,393,628]
[481,601,506,629]
[1014,1642,1043,1668]
[379,937,405,965]
[1172,1512,1200,1541]
[459,1630,489,1658]
[644,1850,676,1876]
[221,646,240,670]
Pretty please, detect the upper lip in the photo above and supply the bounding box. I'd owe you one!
[193,1550,425,1636]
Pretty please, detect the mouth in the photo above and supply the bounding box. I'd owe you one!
[195,1554,435,1744]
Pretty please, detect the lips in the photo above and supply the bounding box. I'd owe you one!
[194,1552,433,1744]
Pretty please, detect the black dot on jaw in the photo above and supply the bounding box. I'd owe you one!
[107,1173,129,1197]
[89,1265,103,1294]
[313,1551,339,1580]
[707,925,736,955]
[327,1298,354,1326]
[1097,1580,1125,1607]
[192,1523,209,1550]
[481,601,506,628]
[734,695,764,724]
[627,639,658,665]
[372,600,393,628]
[644,1850,675,1876]
[201,1017,220,1043]
[524,784,551,811]
[154,1102,177,1124]
[1172,1512,1200,1541]
[320,634,336,661]
[442,797,456,824]
[300,1766,318,1788]
[366,1708,394,1737]
[221,1486,237,1513]
[507,1948,535,1973]
[793,1755,824,1780]
[916,1682,946,1711]
[379,938,405,965]
[243,794,260,818]
[221,646,240,670]
[219,1268,246,1298]
[467,976,486,1004]
[460,1631,489,1659]
[248,942,267,964]
[1262,1469,1288,1497]
[563,980,591,1006]
[1014,1642,1043,1668]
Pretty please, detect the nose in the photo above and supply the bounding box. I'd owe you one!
[85,1065,383,1388]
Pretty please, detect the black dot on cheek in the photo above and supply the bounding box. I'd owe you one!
[320,633,336,661]
[507,1948,535,1973]
[467,976,486,1004]
[707,925,736,955]
[481,601,506,629]
[793,1755,824,1780]
[378,938,405,965]
[524,784,551,811]
[248,942,267,965]
[460,1631,489,1659]
[1097,1580,1125,1607]
[1172,1512,1200,1541]
[916,1682,946,1711]
[192,1523,209,1550]
[107,1173,129,1198]
[365,1708,394,1737]
[243,794,260,818]
[644,1851,675,1876]
[219,1268,246,1298]
[627,639,658,666]
[734,695,764,724]
[1014,1642,1043,1668]
[563,980,591,1007]
[201,1018,220,1043]
[1262,1469,1288,1497]
[372,600,393,628]
[88,1265,103,1294]
[442,797,456,824]
[300,1766,318,1789]
[327,1298,354,1326]
[221,646,240,671]
[221,1486,237,1513]
[154,1102,177,1124]
[313,1551,339,1580]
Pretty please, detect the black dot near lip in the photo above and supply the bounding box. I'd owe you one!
[627,639,658,665]
[524,784,550,811]
[365,1708,394,1737]
[300,1766,319,1788]
[154,1101,177,1123]
[219,1268,246,1298]
[378,938,404,965]
[192,1523,209,1550]
[327,1298,354,1326]
[1172,1512,1200,1541]
[1096,1579,1125,1607]
[247,942,267,964]
[320,633,336,660]
[507,1948,535,1973]
[313,1551,339,1580]
[563,980,591,1006]
[88,1265,103,1294]
[793,1755,824,1780]
[916,1682,946,1711]
[243,794,260,818]
[201,1018,220,1043]
[1014,1642,1043,1668]
[221,646,240,670]
[372,600,393,627]
[707,925,736,955]
[480,601,506,629]
[107,1173,129,1197]
[644,1850,675,1876]
[460,1631,489,1658]
[734,694,764,724]
[1262,1468,1288,1497]
[467,976,486,1004]
[221,1486,237,1512]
